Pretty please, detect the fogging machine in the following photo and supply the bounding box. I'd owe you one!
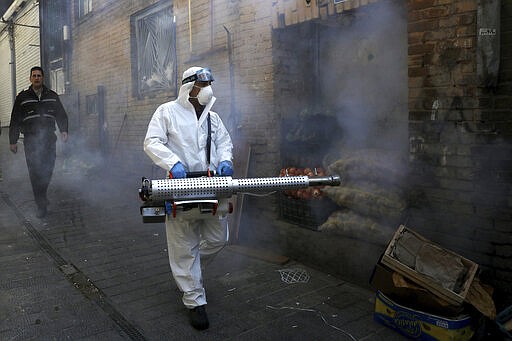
[138,171,341,223]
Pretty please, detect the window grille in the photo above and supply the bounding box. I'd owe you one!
[50,68,65,95]
[76,0,92,19]
[86,94,97,115]
[131,2,176,98]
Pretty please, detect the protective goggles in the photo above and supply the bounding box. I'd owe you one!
[182,68,214,85]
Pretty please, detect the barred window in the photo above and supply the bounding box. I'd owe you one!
[131,2,177,98]
[76,0,92,19]
[49,67,65,95]
[86,94,97,115]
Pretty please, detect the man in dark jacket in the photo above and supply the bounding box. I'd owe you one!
[9,66,69,218]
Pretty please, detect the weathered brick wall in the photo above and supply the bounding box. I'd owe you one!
[70,0,278,177]
[172,0,241,143]
[67,0,511,305]
[234,1,278,176]
[407,0,512,305]
[70,0,165,174]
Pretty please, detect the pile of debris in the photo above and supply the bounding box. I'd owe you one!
[371,225,504,340]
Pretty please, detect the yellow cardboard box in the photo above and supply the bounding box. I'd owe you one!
[374,290,474,340]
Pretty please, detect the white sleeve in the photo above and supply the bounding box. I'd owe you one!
[143,106,181,171]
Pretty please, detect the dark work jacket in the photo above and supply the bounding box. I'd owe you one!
[9,85,68,144]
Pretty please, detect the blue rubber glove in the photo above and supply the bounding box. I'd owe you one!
[169,162,186,179]
[217,160,234,176]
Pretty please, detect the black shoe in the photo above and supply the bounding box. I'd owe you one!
[189,305,209,330]
[36,206,47,218]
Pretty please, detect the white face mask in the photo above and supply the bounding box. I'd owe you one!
[197,86,213,105]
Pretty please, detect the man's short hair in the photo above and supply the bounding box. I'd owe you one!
[30,66,44,76]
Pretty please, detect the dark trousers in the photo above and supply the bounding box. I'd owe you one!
[23,133,57,209]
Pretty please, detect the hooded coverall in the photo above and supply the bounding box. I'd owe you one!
[143,67,233,308]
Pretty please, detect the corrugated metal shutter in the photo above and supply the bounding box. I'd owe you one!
[0,0,40,126]
[0,33,13,126]
[14,3,40,94]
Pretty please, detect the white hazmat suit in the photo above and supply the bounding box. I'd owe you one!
[143,67,233,308]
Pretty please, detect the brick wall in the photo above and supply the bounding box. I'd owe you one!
[66,0,512,305]
[234,1,278,176]
[70,0,166,174]
[69,0,278,177]
[407,0,512,306]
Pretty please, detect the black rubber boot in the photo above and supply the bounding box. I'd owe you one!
[189,305,209,330]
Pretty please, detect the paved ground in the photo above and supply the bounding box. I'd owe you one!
[0,129,407,340]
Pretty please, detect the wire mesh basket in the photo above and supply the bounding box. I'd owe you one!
[278,193,337,230]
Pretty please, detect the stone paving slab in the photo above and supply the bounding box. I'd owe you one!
[0,193,130,341]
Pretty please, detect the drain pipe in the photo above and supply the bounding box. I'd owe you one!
[223,25,238,141]
[8,21,16,102]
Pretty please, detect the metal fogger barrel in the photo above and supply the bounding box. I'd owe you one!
[139,175,341,202]
[138,175,341,222]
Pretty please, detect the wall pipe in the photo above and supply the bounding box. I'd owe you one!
[188,0,192,51]
[8,22,16,103]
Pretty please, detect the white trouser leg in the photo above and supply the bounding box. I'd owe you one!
[200,214,229,257]
[165,212,229,308]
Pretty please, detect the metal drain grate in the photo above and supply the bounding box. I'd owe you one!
[277,268,310,284]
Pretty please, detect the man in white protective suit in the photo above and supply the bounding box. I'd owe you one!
[143,66,234,330]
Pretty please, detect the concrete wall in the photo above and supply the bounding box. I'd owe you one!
[407,0,512,305]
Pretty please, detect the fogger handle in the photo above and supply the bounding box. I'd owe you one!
[185,170,216,178]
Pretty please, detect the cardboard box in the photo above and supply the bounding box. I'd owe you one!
[496,305,512,339]
[374,290,474,341]
[370,262,465,318]
[381,225,478,306]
